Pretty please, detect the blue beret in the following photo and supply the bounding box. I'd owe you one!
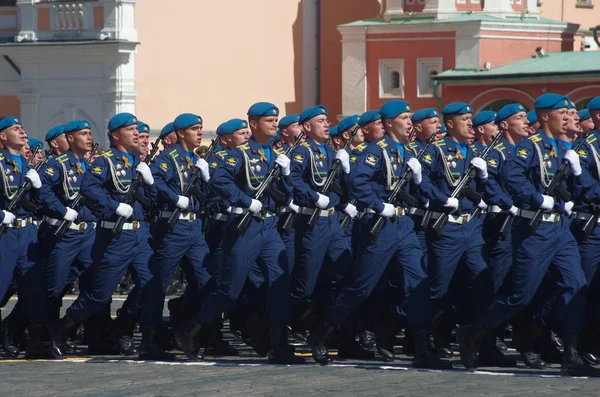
[527,110,538,124]
[64,119,92,134]
[28,138,43,150]
[219,118,248,136]
[299,105,328,125]
[273,129,282,143]
[380,100,411,119]
[534,93,570,110]
[247,102,279,117]
[358,110,381,127]
[578,109,591,121]
[495,104,527,123]
[587,96,600,110]
[108,113,138,133]
[442,102,473,115]
[159,122,175,138]
[45,124,66,142]
[137,121,150,134]
[411,108,440,123]
[278,114,300,129]
[336,115,359,134]
[173,113,203,131]
[0,116,22,132]
[328,125,339,137]
[472,111,497,128]
[440,124,447,134]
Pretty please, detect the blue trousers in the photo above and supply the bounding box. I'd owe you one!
[278,215,296,274]
[194,216,290,327]
[481,217,587,336]
[571,219,600,325]
[0,225,46,322]
[67,223,160,326]
[328,215,430,329]
[482,213,514,294]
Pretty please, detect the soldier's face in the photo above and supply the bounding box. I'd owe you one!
[114,124,139,152]
[306,115,329,143]
[447,114,473,142]
[282,123,303,144]
[256,116,279,138]
[138,133,149,155]
[346,127,364,146]
[504,111,529,138]
[362,119,385,142]
[527,121,540,135]
[224,128,249,149]
[478,121,499,141]
[544,108,568,135]
[416,117,440,141]
[580,118,594,132]
[388,112,413,142]
[163,131,178,147]
[178,123,203,149]
[566,109,581,133]
[67,128,93,152]
[0,124,26,149]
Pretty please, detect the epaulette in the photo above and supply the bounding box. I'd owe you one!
[494,142,506,152]
[238,143,250,151]
[469,144,477,151]
[273,147,284,155]
[0,154,4,161]
[215,150,228,158]
[586,134,597,145]
[56,154,69,163]
[101,150,113,158]
[300,142,311,148]
[408,142,418,150]
[355,142,367,153]
[376,139,388,149]
[169,149,179,159]
[528,134,543,143]
[433,140,446,147]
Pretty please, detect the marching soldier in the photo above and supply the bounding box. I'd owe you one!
[579,109,594,132]
[45,125,69,156]
[137,121,151,161]
[527,110,540,135]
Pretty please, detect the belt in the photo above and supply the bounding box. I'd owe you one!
[45,217,96,232]
[487,205,504,214]
[408,207,426,217]
[5,217,31,229]
[298,207,335,218]
[159,211,197,222]
[31,219,43,227]
[213,213,228,222]
[278,206,293,214]
[366,207,406,217]
[230,207,276,219]
[573,212,599,224]
[516,209,561,223]
[430,211,474,225]
[100,220,144,231]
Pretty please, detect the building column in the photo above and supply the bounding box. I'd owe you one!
[422,0,458,19]
[339,26,367,117]
[482,0,514,17]
[382,0,403,22]
[15,0,40,42]
[525,0,540,16]
[99,0,138,42]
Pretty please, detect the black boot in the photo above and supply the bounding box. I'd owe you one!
[359,330,376,350]
[457,323,486,371]
[205,319,239,357]
[114,311,138,356]
[478,333,516,367]
[432,310,454,359]
[24,323,50,359]
[307,322,335,365]
[561,335,600,377]
[374,312,401,362]
[402,327,415,355]
[337,326,375,360]
[1,320,20,358]
[139,325,175,361]
[47,321,66,360]
[268,327,305,364]
[174,318,204,361]
[412,329,453,369]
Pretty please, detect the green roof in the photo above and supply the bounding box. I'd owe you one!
[434,51,600,83]
[340,13,568,27]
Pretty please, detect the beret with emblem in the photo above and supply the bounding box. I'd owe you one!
[442,102,472,116]
[587,96,600,110]
[358,110,381,127]
[159,122,175,138]
[174,113,203,130]
[567,99,576,110]
[472,111,497,127]
[219,118,248,136]
[411,108,439,123]
[64,120,92,134]
[248,102,279,117]
[137,121,150,134]
[527,110,538,124]
[534,93,570,110]
[45,124,66,142]
[578,109,591,121]
[380,100,411,119]
[337,115,360,133]
[108,113,138,133]
[28,138,43,150]
[0,116,22,133]
[328,125,339,137]
[299,105,328,125]
[495,103,526,123]
[278,114,300,129]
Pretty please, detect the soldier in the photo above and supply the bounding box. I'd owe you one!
[39,120,97,359]
[467,93,597,377]
[278,114,302,149]
[57,113,160,358]
[527,110,540,135]
[45,125,69,156]
[173,102,302,364]
[160,122,177,147]
[137,121,150,161]
[579,109,594,132]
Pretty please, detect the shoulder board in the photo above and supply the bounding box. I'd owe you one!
[215,150,228,158]
[408,142,418,149]
[169,149,178,159]
[273,147,284,155]
[355,142,367,153]
[0,154,4,161]
[494,143,506,152]
[587,134,597,144]
[469,144,477,151]
[433,140,446,147]
[57,154,69,163]
[237,143,250,151]
[101,150,113,158]
[528,134,543,143]
[376,139,388,149]
[300,142,311,148]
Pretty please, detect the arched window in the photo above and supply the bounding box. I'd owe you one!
[575,98,592,110]
[391,71,401,89]
[481,99,527,112]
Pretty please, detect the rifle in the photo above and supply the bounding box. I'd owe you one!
[28,144,43,166]
[236,131,305,236]
[427,131,504,238]
[167,139,219,231]
[369,132,437,242]
[112,139,163,239]
[0,149,52,237]
[529,129,592,235]
[54,143,99,240]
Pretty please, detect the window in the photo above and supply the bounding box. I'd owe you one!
[417,58,443,98]
[576,0,593,7]
[379,59,405,98]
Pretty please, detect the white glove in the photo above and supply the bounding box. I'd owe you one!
[335,150,350,174]
[343,203,358,219]
[564,150,582,176]
[563,201,574,216]
[136,162,154,185]
[275,154,291,176]
[540,194,555,211]
[194,158,210,182]
[288,200,299,213]
[248,199,263,214]
[378,203,395,218]
[115,203,134,219]
[507,205,518,216]
[25,169,42,189]
[470,157,488,180]
[1,210,15,225]
[477,200,487,210]
[225,206,232,213]
[315,193,330,209]
[407,158,422,185]
[176,196,189,210]
[63,207,78,222]
[443,197,459,213]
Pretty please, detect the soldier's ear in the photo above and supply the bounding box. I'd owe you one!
[445,119,454,130]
